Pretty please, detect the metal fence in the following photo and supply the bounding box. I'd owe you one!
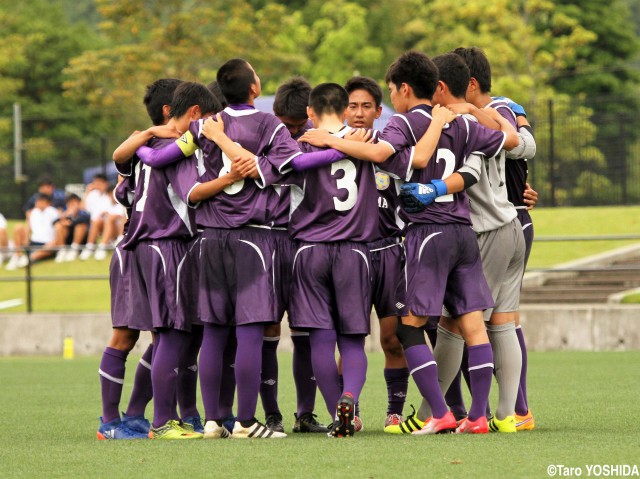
[0,94,639,219]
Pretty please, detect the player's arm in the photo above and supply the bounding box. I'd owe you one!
[113,125,181,164]
[506,102,536,159]
[298,129,394,164]
[188,155,256,203]
[201,115,259,179]
[523,182,538,210]
[135,124,201,169]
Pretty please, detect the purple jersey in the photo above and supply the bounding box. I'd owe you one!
[380,104,506,225]
[288,127,380,243]
[117,137,197,250]
[188,106,302,229]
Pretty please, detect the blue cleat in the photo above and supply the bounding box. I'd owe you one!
[97,417,148,440]
[121,412,151,435]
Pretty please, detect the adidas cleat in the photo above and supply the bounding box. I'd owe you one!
[203,420,231,439]
[231,419,287,439]
[149,419,203,439]
[293,412,329,433]
[97,417,148,440]
[412,411,457,435]
[121,412,150,435]
[384,405,425,434]
[515,410,535,431]
[488,415,517,433]
[455,416,489,434]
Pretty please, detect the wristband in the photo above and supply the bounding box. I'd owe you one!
[431,179,448,196]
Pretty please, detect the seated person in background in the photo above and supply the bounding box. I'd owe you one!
[80,173,112,260]
[54,193,90,262]
[6,193,60,270]
[94,185,126,261]
[0,212,7,265]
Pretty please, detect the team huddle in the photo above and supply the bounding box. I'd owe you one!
[97,47,537,440]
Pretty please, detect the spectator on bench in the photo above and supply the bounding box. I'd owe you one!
[80,173,112,260]
[54,193,90,262]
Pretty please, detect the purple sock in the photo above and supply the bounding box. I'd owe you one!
[291,332,316,416]
[220,331,237,419]
[444,369,467,417]
[404,345,449,419]
[178,325,202,419]
[467,343,494,421]
[337,334,367,404]
[199,324,230,421]
[384,368,409,415]
[515,326,529,415]
[260,336,280,416]
[309,329,341,418]
[235,324,264,423]
[151,329,190,428]
[99,347,128,423]
[125,343,153,417]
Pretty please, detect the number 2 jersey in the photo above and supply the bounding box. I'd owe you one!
[288,126,380,243]
[379,104,506,226]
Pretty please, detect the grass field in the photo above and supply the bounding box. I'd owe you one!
[1,205,640,313]
[1,352,638,479]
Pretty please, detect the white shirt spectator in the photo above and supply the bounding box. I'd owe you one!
[30,206,59,243]
[84,189,112,221]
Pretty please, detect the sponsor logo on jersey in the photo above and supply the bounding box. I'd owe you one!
[375,171,390,190]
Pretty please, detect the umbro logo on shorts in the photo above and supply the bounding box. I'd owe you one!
[396,302,405,309]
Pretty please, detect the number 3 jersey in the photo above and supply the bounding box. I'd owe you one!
[288,126,380,243]
[379,104,506,226]
[116,137,198,250]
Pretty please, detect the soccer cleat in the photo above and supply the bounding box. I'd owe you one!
[221,415,236,432]
[148,419,203,439]
[488,415,517,433]
[453,412,468,426]
[384,413,404,429]
[330,393,355,438]
[121,412,150,435]
[182,415,205,434]
[456,416,489,434]
[292,412,329,433]
[231,419,287,439]
[97,417,148,440]
[384,405,425,434]
[412,411,457,435]
[515,410,535,431]
[265,412,285,433]
[203,420,231,439]
[354,415,363,433]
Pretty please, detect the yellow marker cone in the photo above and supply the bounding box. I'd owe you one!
[63,337,74,360]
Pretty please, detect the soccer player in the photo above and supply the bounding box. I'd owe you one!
[343,76,410,431]
[112,81,221,440]
[98,77,182,440]
[300,51,513,435]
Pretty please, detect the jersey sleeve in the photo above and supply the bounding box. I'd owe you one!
[464,118,507,159]
[165,155,201,208]
[507,126,536,160]
[255,124,303,187]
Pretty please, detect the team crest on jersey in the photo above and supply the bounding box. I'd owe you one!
[375,171,390,190]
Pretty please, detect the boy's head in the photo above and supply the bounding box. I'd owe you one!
[273,76,312,138]
[307,83,349,127]
[432,53,470,105]
[217,58,261,105]
[170,82,220,120]
[65,193,81,212]
[143,78,183,126]
[344,76,382,129]
[36,175,55,196]
[452,46,492,96]
[207,81,228,109]
[92,173,109,192]
[35,193,52,209]
[384,51,438,112]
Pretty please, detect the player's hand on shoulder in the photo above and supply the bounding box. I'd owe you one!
[298,128,333,147]
[202,113,225,141]
[523,182,538,210]
[447,102,475,116]
[345,128,372,143]
[431,104,457,125]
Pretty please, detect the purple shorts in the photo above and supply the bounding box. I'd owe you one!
[109,244,139,329]
[403,223,494,318]
[128,238,199,332]
[289,241,372,335]
[368,237,407,318]
[198,227,278,326]
[516,208,534,270]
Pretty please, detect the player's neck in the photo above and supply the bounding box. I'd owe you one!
[406,97,432,110]
[316,117,345,133]
[475,93,493,109]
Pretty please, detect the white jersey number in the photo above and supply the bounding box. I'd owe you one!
[135,162,152,212]
[331,159,358,212]
[435,148,455,203]
[219,148,246,195]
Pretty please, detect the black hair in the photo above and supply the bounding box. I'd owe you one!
[207,80,228,109]
[452,47,492,93]
[344,76,383,108]
[308,83,349,117]
[36,175,53,187]
[65,193,81,203]
[143,78,183,126]
[384,51,438,100]
[273,77,312,119]
[93,173,108,182]
[217,58,256,105]
[36,193,52,203]
[433,53,470,99]
[170,82,221,118]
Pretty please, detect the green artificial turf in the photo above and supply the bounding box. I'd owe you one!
[0,351,638,478]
